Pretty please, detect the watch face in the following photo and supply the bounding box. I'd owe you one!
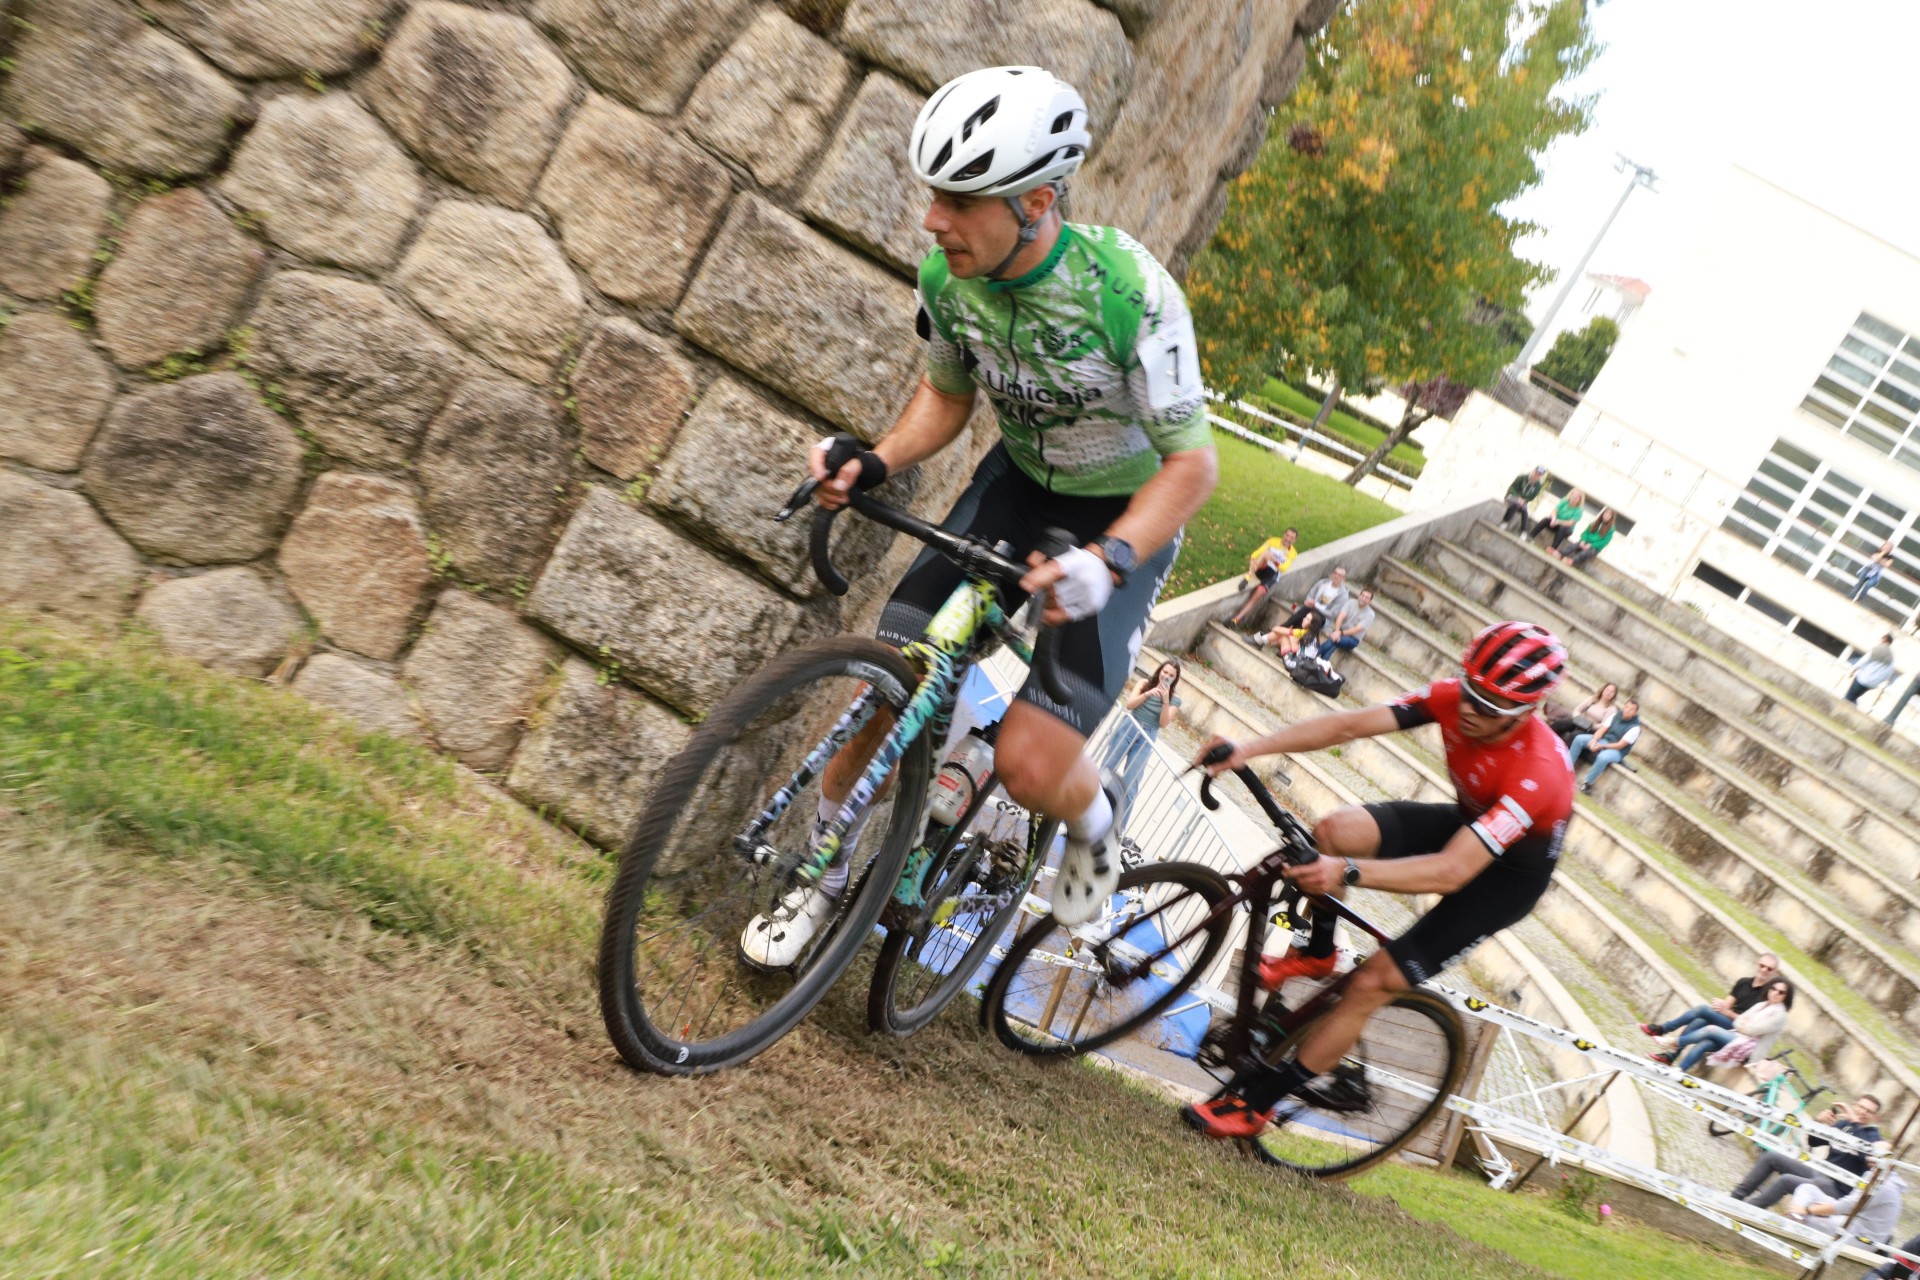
[1100,537,1138,573]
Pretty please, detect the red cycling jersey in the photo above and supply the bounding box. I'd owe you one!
[1389,678,1573,866]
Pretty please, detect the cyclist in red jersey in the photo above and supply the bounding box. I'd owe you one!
[1182,621,1572,1139]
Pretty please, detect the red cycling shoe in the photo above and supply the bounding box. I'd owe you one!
[1181,1094,1273,1140]
[1257,947,1337,991]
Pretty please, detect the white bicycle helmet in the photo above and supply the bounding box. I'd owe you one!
[909,66,1090,198]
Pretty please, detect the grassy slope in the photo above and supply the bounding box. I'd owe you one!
[1166,429,1403,599]
[1253,379,1428,474]
[0,618,1783,1279]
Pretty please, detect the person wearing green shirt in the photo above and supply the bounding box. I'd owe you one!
[1501,465,1548,532]
[1529,487,1585,547]
[743,65,1220,967]
[1555,507,1616,567]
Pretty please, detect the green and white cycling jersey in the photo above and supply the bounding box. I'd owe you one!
[916,223,1211,497]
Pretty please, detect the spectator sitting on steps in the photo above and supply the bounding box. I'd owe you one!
[1639,952,1791,1042]
[1251,566,1349,661]
[1730,1094,1883,1211]
[1304,588,1375,663]
[1786,1144,1905,1248]
[1664,977,1789,1073]
[1230,528,1298,628]
[1547,680,1618,746]
[1554,506,1616,568]
[1847,633,1898,705]
[1530,486,1585,547]
[1567,697,1639,793]
[1500,465,1548,533]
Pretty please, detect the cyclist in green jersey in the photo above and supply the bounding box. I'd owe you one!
[740,66,1220,967]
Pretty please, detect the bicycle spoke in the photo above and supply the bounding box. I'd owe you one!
[1250,990,1465,1179]
[598,638,932,1074]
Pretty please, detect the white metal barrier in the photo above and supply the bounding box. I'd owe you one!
[1430,984,1915,1273]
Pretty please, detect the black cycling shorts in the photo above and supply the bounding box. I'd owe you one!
[1253,565,1279,588]
[1363,800,1556,986]
[876,444,1179,737]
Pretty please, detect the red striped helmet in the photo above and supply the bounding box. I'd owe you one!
[1461,621,1566,707]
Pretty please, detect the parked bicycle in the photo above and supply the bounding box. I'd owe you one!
[980,751,1468,1179]
[597,466,1077,1074]
[1706,1049,1831,1150]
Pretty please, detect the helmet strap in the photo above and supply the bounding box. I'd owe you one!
[986,187,1056,281]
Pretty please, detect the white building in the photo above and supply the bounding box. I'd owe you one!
[1411,163,1920,675]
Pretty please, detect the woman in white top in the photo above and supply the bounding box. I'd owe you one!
[1672,979,1791,1073]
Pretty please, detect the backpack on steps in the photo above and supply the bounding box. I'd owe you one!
[1290,655,1346,698]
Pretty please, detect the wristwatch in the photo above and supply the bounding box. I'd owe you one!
[1092,535,1138,586]
[1342,857,1362,887]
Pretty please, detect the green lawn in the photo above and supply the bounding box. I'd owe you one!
[0,617,1788,1279]
[1238,378,1428,476]
[1166,427,1402,598]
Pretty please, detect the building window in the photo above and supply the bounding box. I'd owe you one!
[1799,313,1920,472]
[1720,437,1920,627]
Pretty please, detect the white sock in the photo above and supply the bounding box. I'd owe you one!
[1065,786,1113,844]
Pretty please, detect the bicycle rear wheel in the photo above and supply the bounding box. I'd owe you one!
[597,637,930,1075]
[867,803,1060,1038]
[980,860,1233,1058]
[1246,987,1466,1180]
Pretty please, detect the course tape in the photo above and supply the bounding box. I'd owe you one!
[1429,983,1917,1177]
[1447,1097,1893,1269]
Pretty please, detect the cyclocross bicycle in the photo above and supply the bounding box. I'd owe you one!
[1707,1049,1831,1149]
[980,752,1469,1179]
[597,463,1076,1075]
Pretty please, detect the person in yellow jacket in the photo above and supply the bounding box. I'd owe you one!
[1231,527,1297,628]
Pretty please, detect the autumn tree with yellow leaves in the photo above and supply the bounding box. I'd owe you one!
[1189,0,1598,465]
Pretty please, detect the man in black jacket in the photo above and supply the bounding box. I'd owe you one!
[1501,466,1548,532]
[1729,1094,1883,1208]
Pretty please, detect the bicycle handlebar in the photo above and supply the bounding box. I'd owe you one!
[1193,743,1318,866]
[774,471,1074,706]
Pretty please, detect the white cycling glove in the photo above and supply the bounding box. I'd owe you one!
[1047,545,1115,621]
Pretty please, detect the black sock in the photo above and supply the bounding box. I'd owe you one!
[1237,1058,1317,1111]
[1303,908,1337,959]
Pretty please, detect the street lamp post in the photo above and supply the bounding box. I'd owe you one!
[1513,153,1659,371]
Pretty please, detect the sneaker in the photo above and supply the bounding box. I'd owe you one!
[1257,947,1338,991]
[1053,769,1130,928]
[1180,1094,1273,1140]
[1247,633,1268,648]
[739,882,838,970]
[1638,1022,1661,1038]
[1578,782,1594,795]
[1648,1051,1675,1065]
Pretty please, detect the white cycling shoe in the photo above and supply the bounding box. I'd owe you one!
[739,882,838,970]
[1052,772,1129,928]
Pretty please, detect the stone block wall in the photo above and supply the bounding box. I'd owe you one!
[0,0,1325,846]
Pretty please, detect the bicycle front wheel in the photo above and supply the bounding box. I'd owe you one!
[980,860,1233,1058]
[867,809,1061,1039]
[1247,987,1467,1180]
[597,637,930,1075]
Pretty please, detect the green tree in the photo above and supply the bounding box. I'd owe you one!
[1188,0,1598,417]
[1531,313,1619,396]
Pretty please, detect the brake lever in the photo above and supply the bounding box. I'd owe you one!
[775,477,819,522]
